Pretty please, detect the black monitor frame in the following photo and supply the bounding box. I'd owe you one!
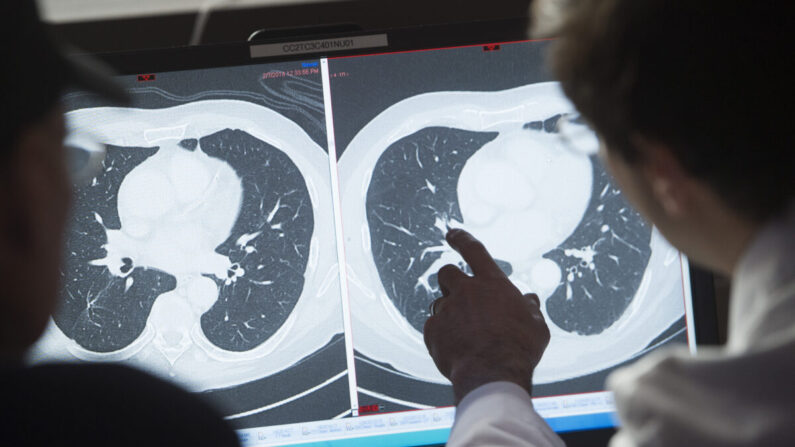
[75,18,720,446]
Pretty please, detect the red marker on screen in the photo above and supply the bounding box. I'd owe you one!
[359,404,384,414]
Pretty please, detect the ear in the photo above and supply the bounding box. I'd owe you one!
[631,137,691,219]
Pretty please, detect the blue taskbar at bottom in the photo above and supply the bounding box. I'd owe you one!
[278,412,617,447]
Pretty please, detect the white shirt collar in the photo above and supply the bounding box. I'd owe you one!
[728,201,795,351]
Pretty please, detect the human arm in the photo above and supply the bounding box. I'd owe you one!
[423,229,564,446]
[448,381,566,446]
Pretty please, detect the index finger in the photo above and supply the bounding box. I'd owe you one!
[446,229,506,278]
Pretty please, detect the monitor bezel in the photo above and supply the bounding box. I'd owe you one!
[73,18,720,446]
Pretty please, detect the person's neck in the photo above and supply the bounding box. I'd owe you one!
[723,221,759,278]
[695,200,760,278]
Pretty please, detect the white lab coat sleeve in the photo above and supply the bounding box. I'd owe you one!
[447,382,566,447]
[607,338,795,447]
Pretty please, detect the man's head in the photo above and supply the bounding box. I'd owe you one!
[537,0,793,274]
[0,2,126,361]
[0,106,72,361]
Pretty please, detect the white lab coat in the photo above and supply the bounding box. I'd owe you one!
[448,203,795,446]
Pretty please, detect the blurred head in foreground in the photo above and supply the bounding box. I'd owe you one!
[534,0,793,274]
[0,1,126,362]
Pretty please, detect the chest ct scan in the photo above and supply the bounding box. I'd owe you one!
[31,99,348,427]
[339,82,686,393]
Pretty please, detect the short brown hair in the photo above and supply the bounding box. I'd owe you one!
[543,0,793,222]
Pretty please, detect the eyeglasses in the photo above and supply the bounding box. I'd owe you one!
[553,112,602,157]
[63,113,107,186]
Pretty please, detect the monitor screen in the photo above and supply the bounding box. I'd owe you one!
[28,36,700,447]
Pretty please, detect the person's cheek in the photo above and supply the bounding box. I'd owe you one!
[41,137,72,320]
[53,112,73,230]
[55,163,73,230]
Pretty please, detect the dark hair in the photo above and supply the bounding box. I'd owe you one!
[547,0,793,222]
[1,2,125,165]
[1,2,66,160]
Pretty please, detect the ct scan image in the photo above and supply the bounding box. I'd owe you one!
[28,62,352,429]
[328,42,689,412]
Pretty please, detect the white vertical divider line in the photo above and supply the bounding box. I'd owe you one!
[320,57,360,417]
[679,253,697,354]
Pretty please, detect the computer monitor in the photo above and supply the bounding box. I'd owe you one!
[28,19,718,447]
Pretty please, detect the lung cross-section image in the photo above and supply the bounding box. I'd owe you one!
[338,82,687,410]
[30,100,350,429]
